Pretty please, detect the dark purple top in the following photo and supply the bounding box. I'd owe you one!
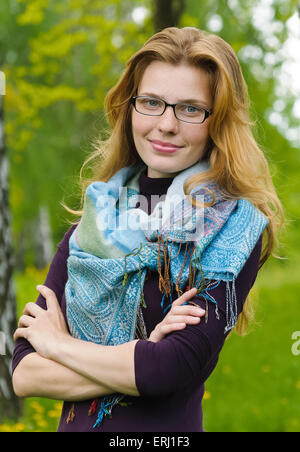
[12,170,262,432]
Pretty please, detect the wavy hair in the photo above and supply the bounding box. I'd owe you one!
[64,27,284,334]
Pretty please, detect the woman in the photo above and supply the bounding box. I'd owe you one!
[12,27,283,432]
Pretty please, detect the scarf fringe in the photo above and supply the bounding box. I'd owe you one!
[93,395,125,429]
[122,234,221,319]
[66,403,75,424]
[224,277,238,333]
[88,398,98,416]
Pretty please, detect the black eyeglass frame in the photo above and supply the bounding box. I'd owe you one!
[130,95,213,124]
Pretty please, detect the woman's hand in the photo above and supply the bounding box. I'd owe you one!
[148,287,205,343]
[13,285,70,360]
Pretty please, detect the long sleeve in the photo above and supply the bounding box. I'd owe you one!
[12,225,76,374]
[134,235,262,397]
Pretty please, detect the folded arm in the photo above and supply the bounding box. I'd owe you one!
[12,226,114,401]
[12,225,262,402]
[13,286,202,399]
[12,352,113,401]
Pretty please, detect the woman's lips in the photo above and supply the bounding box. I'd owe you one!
[149,140,183,153]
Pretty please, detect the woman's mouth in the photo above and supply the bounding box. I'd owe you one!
[149,140,183,154]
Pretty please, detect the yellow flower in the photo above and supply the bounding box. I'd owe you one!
[0,424,12,432]
[288,418,300,431]
[203,391,211,400]
[31,401,45,413]
[54,402,63,411]
[48,410,61,418]
[14,423,25,432]
[222,365,231,375]
[37,420,47,428]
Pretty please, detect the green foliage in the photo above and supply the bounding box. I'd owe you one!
[3,0,153,252]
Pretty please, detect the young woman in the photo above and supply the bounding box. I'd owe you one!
[12,27,283,432]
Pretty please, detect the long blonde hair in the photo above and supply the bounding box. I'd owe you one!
[64,27,284,334]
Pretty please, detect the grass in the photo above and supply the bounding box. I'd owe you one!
[203,255,300,432]
[0,248,299,432]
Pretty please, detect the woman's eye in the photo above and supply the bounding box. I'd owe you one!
[177,104,201,115]
[185,105,198,114]
[146,99,159,107]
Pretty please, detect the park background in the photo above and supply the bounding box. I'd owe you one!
[0,0,299,432]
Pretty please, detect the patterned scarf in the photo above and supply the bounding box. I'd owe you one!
[64,160,268,427]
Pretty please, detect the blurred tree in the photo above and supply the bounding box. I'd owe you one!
[0,90,21,421]
[153,0,186,31]
[4,0,153,264]
[33,205,54,269]
[181,0,300,255]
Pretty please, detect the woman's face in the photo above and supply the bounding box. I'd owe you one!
[131,61,213,178]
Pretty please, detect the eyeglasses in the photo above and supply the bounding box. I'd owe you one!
[131,96,213,124]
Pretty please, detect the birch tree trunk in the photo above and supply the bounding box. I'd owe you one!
[0,90,21,421]
[34,205,54,269]
[153,0,186,32]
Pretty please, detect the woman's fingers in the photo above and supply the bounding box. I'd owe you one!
[172,287,198,307]
[13,327,28,342]
[148,288,206,343]
[166,314,201,325]
[36,285,59,311]
[170,288,205,318]
[23,302,43,317]
[159,323,186,335]
[171,304,205,316]
[149,321,187,342]
[18,314,35,328]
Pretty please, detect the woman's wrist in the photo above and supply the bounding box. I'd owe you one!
[13,351,113,400]
[49,333,78,363]
[50,336,140,397]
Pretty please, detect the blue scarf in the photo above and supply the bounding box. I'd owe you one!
[65,161,268,427]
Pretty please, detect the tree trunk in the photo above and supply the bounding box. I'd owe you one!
[34,205,54,269]
[153,0,186,32]
[0,90,21,421]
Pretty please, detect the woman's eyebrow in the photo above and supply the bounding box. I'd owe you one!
[139,92,166,99]
[139,92,210,107]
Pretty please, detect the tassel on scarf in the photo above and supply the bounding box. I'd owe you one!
[224,277,238,333]
[88,399,98,416]
[156,233,172,297]
[93,395,124,429]
[175,242,190,297]
[66,403,75,424]
[158,237,207,316]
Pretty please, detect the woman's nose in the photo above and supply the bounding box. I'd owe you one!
[157,106,179,134]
